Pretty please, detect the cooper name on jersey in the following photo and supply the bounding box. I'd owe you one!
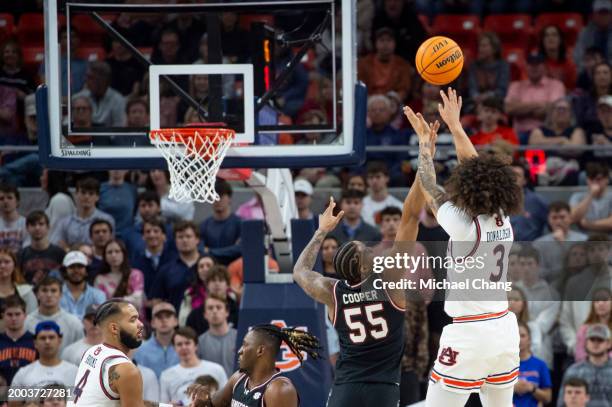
[341,289,379,304]
[486,227,512,242]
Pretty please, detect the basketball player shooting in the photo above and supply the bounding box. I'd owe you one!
[184,324,320,406]
[289,120,437,407]
[67,299,169,407]
[405,88,524,407]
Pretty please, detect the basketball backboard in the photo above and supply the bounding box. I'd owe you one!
[37,0,366,170]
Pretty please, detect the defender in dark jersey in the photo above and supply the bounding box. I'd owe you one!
[185,324,320,407]
[292,120,437,407]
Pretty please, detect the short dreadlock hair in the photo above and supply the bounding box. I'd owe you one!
[93,299,132,326]
[333,241,363,285]
[444,155,523,218]
[251,324,321,364]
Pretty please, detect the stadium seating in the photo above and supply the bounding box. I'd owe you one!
[72,14,109,47]
[431,14,481,56]
[21,46,45,74]
[76,46,107,62]
[0,13,15,42]
[239,14,275,31]
[483,14,532,49]
[503,48,527,81]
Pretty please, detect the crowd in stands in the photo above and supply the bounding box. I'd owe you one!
[0,0,609,406]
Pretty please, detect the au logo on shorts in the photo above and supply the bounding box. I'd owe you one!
[438,347,459,366]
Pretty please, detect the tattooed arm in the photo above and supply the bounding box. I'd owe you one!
[108,363,153,407]
[293,197,343,309]
[418,139,448,215]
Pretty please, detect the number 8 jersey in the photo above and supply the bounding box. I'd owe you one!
[436,201,514,318]
[331,274,405,385]
[67,343,131,407]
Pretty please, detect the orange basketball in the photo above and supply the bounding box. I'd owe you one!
[415,36,464,85]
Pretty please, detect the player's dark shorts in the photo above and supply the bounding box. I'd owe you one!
[326,382,400,407]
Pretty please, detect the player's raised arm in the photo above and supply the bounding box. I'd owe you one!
[438,87,478,162]
[293,197,342,308]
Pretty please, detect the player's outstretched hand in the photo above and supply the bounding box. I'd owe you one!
[318,197,344,233]
[402,106,439,153]
[438,87,462,129]
[186,384,211,407]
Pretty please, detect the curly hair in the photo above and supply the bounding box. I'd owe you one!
[444,155,523,218]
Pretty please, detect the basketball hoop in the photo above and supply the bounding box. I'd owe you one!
[149,125,235,203]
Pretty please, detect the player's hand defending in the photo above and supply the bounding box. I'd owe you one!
[402,106,439,156]
[438,87,462,130]
[318,197,344,233]
[186,383,211,407]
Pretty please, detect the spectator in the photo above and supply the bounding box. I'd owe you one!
[508,247,524,284]
[0,39,36,99]
[372,0,426,63]
[562,377,591,407]
[533,202,588,282]
[40,170,75,232]
[570,162,612,234]
[60,304,102,365]
[147,170,195,221]
[18,211,65,285]
[0,248,37,314]
[538,25,578,90]
[88,219,114,279]
[329,189,382,244]
[98,170,137,240]
[574,62,612,128]
[274,47,309,118]
[219,12,248,63]
[505,53,566,142]
[11,321,77,389]
[0,295,36,384]
[50,177,115,250]
[0,183,27,253]
[565,235,611,300]
[366,95,404,167]
[177,75,210,125]
[114,97,151,147]
[105,40,146,96]
[346,174,367,193]
[516,246,560,368]
[47,27,87,97]
[66,95,100,147]
[362,162,403,226]
[131,217,175,301]
[513,322,553,407]
[187,265,239,336]
[151,221,201,311]
[297,78,334,125]
[557,324,612,407]
[574,287,612,362]
[321,236,339,278]
[94,240,145,312]
[577,47,605,91]
[553,242,589,294]
[125,190,164,254]
[226,253,280,298]
[178,255,215,327]
[587,95,612,163]
[24,277,83,352]
[235,195,264,221]
[59,251,105,319]
[133,302,180,379]
[467,32,511,107]
[159,327,227,405]
[573,0,612,70]
[74,61,126,127]
[294,179,316,224]
[510,162,549,241]
[358,27,412,102]
[509,286,544,354]
[469,96,519,146]
[296,111,337,145]
[0,84,19,137]
[529,97,586,184]
[196,294,237,377]
[199,180,241,265]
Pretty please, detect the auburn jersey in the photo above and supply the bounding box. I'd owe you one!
[331,275,405,384]
[436,201,514,318]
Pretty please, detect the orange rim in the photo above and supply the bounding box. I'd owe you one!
[149,128,235,158]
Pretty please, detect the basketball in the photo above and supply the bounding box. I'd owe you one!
[415,36,464,85]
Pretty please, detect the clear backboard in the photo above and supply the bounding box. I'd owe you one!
[37,0,366,170]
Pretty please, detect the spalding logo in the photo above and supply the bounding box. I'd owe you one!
[271,320,308,372]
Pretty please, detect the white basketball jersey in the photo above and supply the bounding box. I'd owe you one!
[67,343,131,407]
[436,202,514,318]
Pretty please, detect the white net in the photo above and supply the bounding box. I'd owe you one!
[150,128,235,203]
